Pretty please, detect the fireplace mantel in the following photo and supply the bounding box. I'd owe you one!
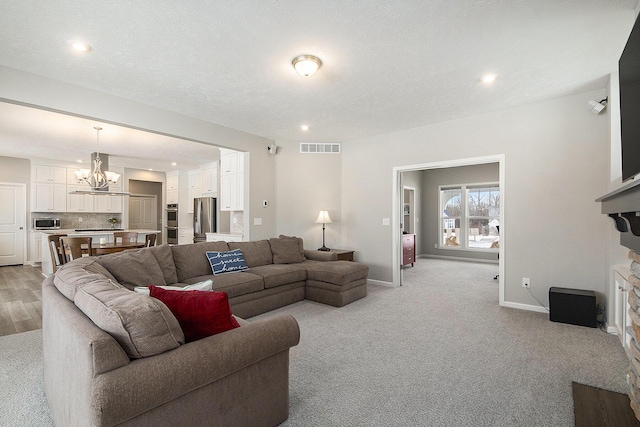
[597,179,640,252]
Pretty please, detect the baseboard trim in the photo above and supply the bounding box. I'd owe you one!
[367,279,395,288]
[418,254,498,264]
[502,300,549,314]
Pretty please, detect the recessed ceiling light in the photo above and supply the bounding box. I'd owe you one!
[480,74,497,84]
[171,162,177,166]
[148,169,153,171]
[77,160,83,163]
[301,125,310,131]
[69,40,92,52]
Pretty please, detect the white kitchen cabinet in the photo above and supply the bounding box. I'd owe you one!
[178,228,194,245]
[166,171,180,204]
[200,163,218,195]
[33,165,67,184]
[32,182,67,212]
[220,152,244,211]
[187,170,202,214]
[67,185,94,212]
[94,192,123,213]
[29,231,43,264]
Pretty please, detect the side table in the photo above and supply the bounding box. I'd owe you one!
[318,249,355,262]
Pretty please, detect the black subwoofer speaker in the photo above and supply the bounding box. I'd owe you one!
[548,287,596,328]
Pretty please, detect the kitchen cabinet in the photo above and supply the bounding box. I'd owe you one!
[220,151,244,211]
[200,162,218,195]
[178,228,194,245]
[33,165,66,184]
[187,170,202,214]
[402,233,416,267]
[94,192,123,213]
[166,171,180,204]
[67,185,94,212]
[32,183,66,212]
[29,231,43,264]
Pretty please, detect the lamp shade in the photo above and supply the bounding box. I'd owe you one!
[315,210,332,224]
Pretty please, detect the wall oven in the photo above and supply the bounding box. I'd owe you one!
[166,204,178,228]
[166,227,178,245]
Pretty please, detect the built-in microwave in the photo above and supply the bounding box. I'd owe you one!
[166,204,178,228]
[34,218,61,230]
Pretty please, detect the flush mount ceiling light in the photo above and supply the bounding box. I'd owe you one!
[292,55,322,77]
[69,40,92,52]
[480,73,497,84]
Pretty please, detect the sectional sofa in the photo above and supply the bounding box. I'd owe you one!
[43,237,369,426]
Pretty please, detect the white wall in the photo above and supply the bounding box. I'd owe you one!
[0,66,277,240]
[340,89,610,308]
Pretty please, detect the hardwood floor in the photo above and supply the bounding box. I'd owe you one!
[0,264,44,336]
[573,382,640,427]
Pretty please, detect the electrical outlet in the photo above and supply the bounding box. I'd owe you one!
[522,278,531,288]
[78,217,83,223]
[434,243,438,248]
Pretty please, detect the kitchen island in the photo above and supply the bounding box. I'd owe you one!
[40,229,161,276]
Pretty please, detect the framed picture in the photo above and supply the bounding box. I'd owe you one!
[403,204,410,215]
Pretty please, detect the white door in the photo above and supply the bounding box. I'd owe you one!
[129,196,157,230]
[0,183,26,266]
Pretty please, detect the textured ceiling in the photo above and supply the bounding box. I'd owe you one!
[0,0,637,170]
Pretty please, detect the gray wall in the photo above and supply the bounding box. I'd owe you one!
[420,163,499,261]
[340,89,610,310]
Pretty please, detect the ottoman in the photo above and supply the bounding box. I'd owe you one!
[303,261,369,307]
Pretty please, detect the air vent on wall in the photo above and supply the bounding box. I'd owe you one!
[300,143,341,154]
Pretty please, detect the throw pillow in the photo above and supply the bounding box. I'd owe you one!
[270,236,305,264]
[149,286,240,342]
[279,235,306,261]
[206,249,249,274]
[74,279,185,358]
[133,279,213,295]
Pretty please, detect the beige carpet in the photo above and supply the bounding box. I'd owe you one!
[0,259,630,426]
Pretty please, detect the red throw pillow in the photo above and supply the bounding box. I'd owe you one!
[149,285,240,342]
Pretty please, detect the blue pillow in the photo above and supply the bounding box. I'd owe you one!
[206,249,249,275]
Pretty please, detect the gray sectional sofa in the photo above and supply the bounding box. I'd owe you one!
[43,237,368,426]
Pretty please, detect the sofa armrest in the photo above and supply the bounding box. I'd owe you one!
[91,314,300,426]
[304,250,337,262]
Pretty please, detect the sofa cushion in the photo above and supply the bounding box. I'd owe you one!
[303,261,370,286]
[74,279,185,358]
[148,244,179,284]
[270,236,305,264]
[149,286,240,342]
[183,272,264,298]
[206,249,249,274]
[53,257,123,301]
[97,248,167,290]
[133,279,213,295]
[171,241,230,282]
[228,240,273,267]
[248,264,308,289]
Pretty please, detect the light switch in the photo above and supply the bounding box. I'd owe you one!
[254,218,263,226]
[382,218,390,226]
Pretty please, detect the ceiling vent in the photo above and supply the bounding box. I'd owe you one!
[300,143,341,154]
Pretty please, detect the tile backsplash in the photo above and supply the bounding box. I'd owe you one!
[32,212,122,230]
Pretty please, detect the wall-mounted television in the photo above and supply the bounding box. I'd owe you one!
[619,13,640,182]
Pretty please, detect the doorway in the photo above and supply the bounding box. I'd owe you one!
[0,183,26,266]
[393,155,505,306]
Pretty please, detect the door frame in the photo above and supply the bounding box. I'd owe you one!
[392,154,505,306]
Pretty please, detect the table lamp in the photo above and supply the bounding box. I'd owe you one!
[315,210,332,251]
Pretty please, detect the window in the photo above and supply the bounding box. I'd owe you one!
[440,183,500,251]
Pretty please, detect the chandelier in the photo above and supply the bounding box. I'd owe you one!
[75,126,120,190]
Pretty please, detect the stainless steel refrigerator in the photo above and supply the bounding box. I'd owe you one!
[193,197,217,243]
